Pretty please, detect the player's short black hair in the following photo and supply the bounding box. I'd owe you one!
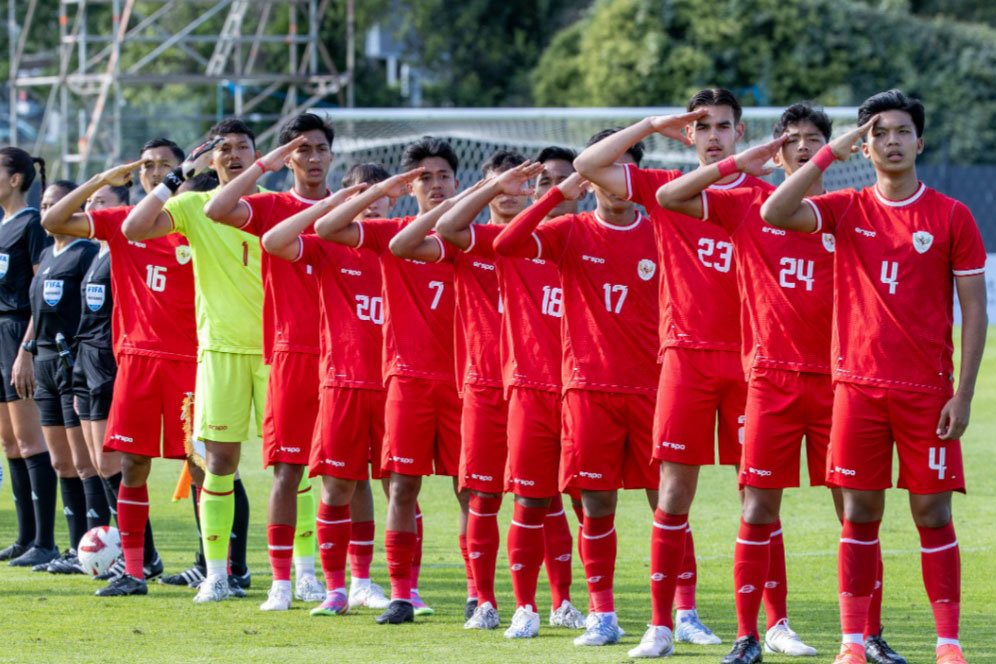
[535,146,577,164]
[139,138,184,163]
[278,112,335,147]
[586,128,644,166]
[48,179,78,195]
[400,136,459,173]
[183,171,220,193]
[858,89,925,137]
[0,147,46,193]
[481,150,526,176]
[687,87,743,125]
[342,163,390,188]
[209,118,257,148]
[105,184,131,206]
[774,102,833,141]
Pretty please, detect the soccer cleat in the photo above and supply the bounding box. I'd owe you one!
[411,589,434,616]
[628,625,675,658]
[0,542,28,562]
[95,557,125,581]
[464,598,478,621]
[865,630,907,664]
[833,643,868,664]
[31,560,52,572]
[765,619,817,656]
[675,609,722,645]
[143,552,164,581]
[192,574,231,603]
[310,591,349,617]
[227,575,247,598]
[549,599,586,629]
[723,635,763,664]
[573,612,624,647]
[259,583,293,611]
[8,545,59,568]
[504,605,540,639]
[47,550,85,575]
[158,564,206,588]
[96,574,148,597]
[935,644,967,664]
[464,601,500,630]
[230,568,251,589]
[375,599,415,625]
[348,581,391,610]
[294,575,325,603]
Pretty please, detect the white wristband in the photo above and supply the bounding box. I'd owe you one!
[152,182,172,203]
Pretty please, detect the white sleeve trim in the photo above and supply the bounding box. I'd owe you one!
[291,236,305,263]
[803,198,823,234]
[623,162,634,201]
[465,224,477,253]
[532,232,543,259]
[236,199,253,230]
[84,211,96,239]
[953,267,985,277]
[355,221,365,249]
[431,234,446,262]
[700,191,709,221]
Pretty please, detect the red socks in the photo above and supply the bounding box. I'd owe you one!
[734,520,772,639]
[571,499,585,565]
[918,522,960,640]
[267,523,295,582]
[675,524,697,610]
[508,502,546,610]
[459,533,476,600]
[348,519,375,580]
[468,494,502,607]
[117,483,149,579]
[866,548,884,639]
[410,503,423,589]
[838,520,881,636]
[650,509,687,628]
[582,513,617,614]
[544,495,574,608]
[316,503,350,590]
[385,529,416,602]
[763,521,789,629]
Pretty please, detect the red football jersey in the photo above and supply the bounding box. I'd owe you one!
[625,164,773,356]
[703,188,833,375]
[297,234,383,390]
[807,183,986,394]
[87,206,197,360]
[356,217,456,383]
[528,211,660,395]
[240,190,323,361]
[467,224,561,394]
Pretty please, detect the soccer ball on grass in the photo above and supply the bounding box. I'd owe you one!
[78,526,122,576]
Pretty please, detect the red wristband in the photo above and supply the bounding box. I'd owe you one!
[716,156,738,178]
[811,145,835,172]
[254,160,268,174]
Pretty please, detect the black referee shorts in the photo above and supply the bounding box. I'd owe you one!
[0,316,28,403]
[72,343,116,421]
[34,355,80,428]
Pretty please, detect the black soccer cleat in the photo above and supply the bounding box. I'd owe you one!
[95,557,125,581]
[96,574,148,597]
[47,550,85,574]
[158,563,206,588]
[722,635,763,664]
[230,568,251,589]
[866,629,907,664]
[464,598,479,621]
[375,600,415,625]
[9,545,59,568]
[227,575,247,598]
[143,552,164,581]
[0,542,28,562]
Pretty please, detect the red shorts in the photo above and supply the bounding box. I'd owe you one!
[560,389,659,492]
[654,347,746,466]
[828,382,964,494]
[382,375,461,477]
[458,384,508,494]
[310,386,386,481]
[505,387,563,498]
[739,368,832,489]
[262,351,319,467]
[104,353,196,459]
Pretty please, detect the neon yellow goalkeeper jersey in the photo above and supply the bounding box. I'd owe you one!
[164,188,263,355]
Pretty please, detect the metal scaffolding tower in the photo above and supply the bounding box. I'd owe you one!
[7,0,348,179]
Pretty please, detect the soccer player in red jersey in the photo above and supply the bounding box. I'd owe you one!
[313,137,465,625]
[761,90,987,664]
[204,113,352,610]
[494,130,661,648]
[575,91,778,657]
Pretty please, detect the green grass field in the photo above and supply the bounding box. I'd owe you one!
[1,330,993,664]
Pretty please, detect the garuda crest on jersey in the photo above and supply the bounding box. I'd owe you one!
[822,234,836,253]
[912,231,933,254]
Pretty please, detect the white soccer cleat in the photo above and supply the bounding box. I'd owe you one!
[628,625,675,658]
[192,574,231,604]
[348,580,391,610]
[573,612,623,646]
[674,609,722,645]
[765,619,818,657]
[504,605,540,639]
[549,599,586,629]
[294,574,326,603]
[259,583,293,611]
[464,601,500,630]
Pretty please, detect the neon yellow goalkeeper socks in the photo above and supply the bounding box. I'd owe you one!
[294,474,316,561]
[200,471,235,568]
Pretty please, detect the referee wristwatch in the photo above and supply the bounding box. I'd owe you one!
[21,339,36,355]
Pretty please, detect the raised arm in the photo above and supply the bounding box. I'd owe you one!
[936,274,988,440]
[315,169,425,246]
[204,136,307,226]
[261,183,367,261]
[388,181,489,260]
[42,160,142,237]
[493,174,587,258]
[573,111,704,197]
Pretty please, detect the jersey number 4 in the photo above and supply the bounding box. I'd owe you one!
[880,261,899,294]
[145,265,167,292]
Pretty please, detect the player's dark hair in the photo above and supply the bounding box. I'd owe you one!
[858,89,925,137]
[106,184,131,206]
[401,136,459,173]
[49,179,78,194]
[773,102,833,141]
[183,172,220,193]
[342,163,390,188]
[209,118,257,148]
[586,128,644,166]
[481,150,526,176]
[278,112,335,147]
[139,138,185,163]
[0,147,46,193]
[687,87,743,125]
[535,146,577,164]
